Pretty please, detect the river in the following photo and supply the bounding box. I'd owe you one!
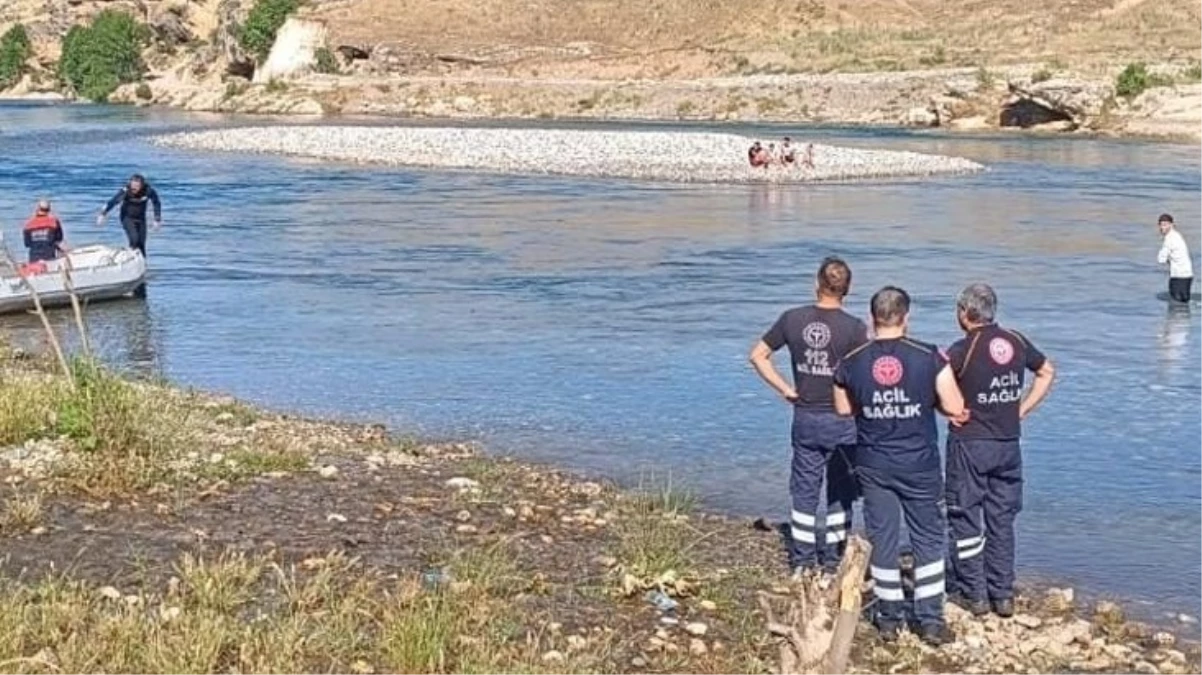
[1,101,1199,622]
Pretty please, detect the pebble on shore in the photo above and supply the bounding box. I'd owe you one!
[151,126,985,184]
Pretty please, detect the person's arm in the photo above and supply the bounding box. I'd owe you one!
[101,189,124,217]
[1158,234,1175,265]
[23,227,32,249]
[832,359,854,416]
[1018,336,1055,420]
[148,186,162,222]
[832,384,853,416]
[749,340,797,402]
[935,363,966,419]
[1020,359,1055,419]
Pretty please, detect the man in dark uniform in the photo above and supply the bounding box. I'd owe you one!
[97,173,162,258]
[23,199,66,263]
[833,286,965,645]
[944,283,1055,618]
[750,257,868,575]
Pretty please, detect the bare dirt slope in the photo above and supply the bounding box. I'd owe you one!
[310,0,1201,77]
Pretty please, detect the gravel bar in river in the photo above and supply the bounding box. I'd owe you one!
[152,126,986,184]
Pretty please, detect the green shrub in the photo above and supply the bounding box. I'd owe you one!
[239,0,300,62]
[264,77,288,93]
[0,24,32,90]
[59,11,148,102]
[1184,62,1202,82]
[134,82,152,100]
[1114,62,1175,99]
[313,46,338,74]
[1116,62,1150,98]
[1032,67,1053,83]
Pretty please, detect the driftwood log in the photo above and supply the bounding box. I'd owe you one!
[759,534,872,674]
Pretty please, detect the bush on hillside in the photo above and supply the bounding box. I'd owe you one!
[1115,62,1175,99]
[314,46,338,74]
[0,24,33,90]
[239,0,300,62]
[59,10,148,102]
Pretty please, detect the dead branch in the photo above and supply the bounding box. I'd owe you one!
[759,533,873,675]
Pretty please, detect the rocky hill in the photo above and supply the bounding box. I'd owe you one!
[1,0,1199,140]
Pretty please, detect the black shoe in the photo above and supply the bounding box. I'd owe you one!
[950,594,990,617]
[992,598,1015,618]
[877,622,902,643]
[920,623,956,647]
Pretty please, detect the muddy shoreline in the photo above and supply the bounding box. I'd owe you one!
[0,347,1196,673]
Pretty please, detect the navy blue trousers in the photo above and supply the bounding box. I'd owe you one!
[789,409,858,571]
[946,437,1023,602]
[859,465,946,630]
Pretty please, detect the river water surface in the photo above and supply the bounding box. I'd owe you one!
[1,102,1199,621]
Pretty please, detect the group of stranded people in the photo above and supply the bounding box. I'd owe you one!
[748,136,815,169]
[749,217,1192,645]
[19,173,163,265]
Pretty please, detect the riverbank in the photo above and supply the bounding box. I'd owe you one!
[0,344,1197,673]
[151,126,985,184]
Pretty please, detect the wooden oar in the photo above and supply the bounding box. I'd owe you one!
[58,249,92,357]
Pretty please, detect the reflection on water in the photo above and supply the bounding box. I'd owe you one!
[1158,304,1192,374]
[0,102,1199,619]
[2,297,162,379]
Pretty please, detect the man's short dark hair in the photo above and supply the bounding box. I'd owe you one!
[870,286,910,327]
[817,256,852,298]
[1159,213,1174,224]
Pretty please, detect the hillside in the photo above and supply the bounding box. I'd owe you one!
[309,0,1201,78]
[1,0,1200,140]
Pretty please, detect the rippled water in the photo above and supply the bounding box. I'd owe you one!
[1,102,1199,620]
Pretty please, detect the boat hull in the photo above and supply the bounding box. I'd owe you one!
[0,245,147,315]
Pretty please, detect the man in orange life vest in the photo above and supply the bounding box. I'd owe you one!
[23,199,66,263]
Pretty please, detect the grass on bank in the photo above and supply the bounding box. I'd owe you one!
[0,352,314,498]
[0,544,623,674]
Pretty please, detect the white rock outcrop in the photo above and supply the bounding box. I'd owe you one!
[254,17,328,83]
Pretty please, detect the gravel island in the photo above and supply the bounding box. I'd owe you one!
[153,126,987,184]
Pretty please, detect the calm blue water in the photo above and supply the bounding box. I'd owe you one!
[1,102,1199,621]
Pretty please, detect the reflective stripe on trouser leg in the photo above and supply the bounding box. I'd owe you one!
[984,440,1024,601]
[822,443,857,568]
[789,436,826,569]
[901,468,948,629]
[858,467,904,628]
[946,437,987,602]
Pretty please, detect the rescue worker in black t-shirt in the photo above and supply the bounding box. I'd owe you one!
[750,256,868,575]
[97,173,162,258]
[944,283,1055,618]
[833,286,965,646]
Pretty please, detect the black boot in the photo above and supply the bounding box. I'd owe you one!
[992,598,1015,618]
[950,594,990,617]
[920,623,956,647]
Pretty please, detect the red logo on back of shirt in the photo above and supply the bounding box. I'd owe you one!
[872,355,904,386]
[989,337,1014,365]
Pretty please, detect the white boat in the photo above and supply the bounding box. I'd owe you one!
[0,245,147,315]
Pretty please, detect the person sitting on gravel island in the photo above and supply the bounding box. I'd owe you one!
[748,141,769,168]
[781,137,796,164]
[23,199,66,263]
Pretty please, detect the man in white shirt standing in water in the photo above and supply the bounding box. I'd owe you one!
[1157,213,1193,303]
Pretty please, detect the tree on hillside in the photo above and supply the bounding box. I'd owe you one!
[239,0,300,62]
[59,10,148,102]
[0,24,33,91]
